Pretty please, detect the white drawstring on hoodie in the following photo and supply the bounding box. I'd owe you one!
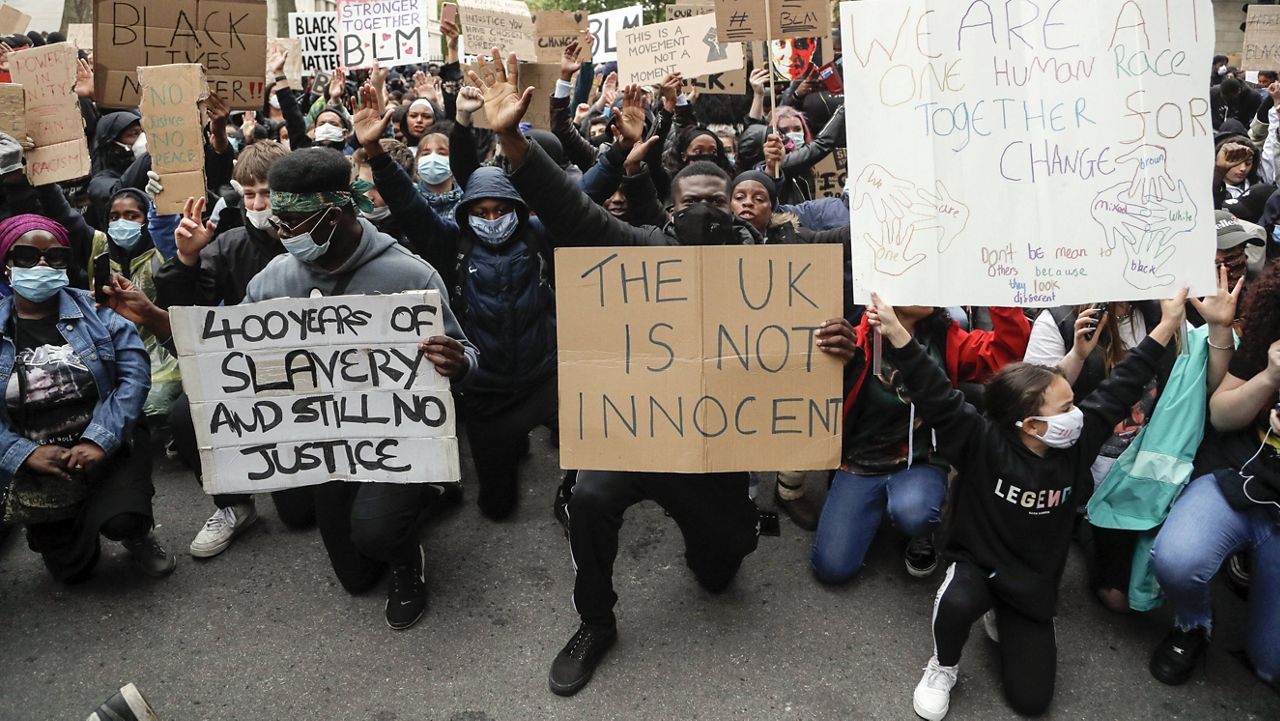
[905,402,938,469]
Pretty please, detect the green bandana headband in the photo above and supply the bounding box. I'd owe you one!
[271,180,376,214]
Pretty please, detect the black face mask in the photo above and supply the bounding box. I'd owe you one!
[589,133,609,148]
[672,202,737,246]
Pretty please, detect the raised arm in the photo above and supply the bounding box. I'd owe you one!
[949,306,1033,382]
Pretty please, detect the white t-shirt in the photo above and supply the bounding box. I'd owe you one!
[1022,309,1147,368]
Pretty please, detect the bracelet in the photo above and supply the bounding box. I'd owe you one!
[1207,338,1233,350]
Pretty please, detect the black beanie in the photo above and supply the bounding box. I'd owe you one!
[730,170,778,209]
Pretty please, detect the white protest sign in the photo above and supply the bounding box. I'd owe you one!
[337,0,428,70]
[459,0,537,61]
[171,292,461,495]
[289,12,341,76]
[839,0,1216,307]
[617,14,744,87]
[589,4,643,63]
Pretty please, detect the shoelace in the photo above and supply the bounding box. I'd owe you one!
[922,663,957,690]
[390,562,422,595]
[204,507,234,532]
[906,536,934,556]
[565,627,600,661]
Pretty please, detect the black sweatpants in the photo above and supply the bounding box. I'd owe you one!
[567,470,760,628]
[313,480,449,594]
[931,562,1057,717]
[169,392,316,528]
[462,377,557,519]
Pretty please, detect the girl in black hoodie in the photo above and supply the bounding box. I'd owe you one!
[866,290,1186,721]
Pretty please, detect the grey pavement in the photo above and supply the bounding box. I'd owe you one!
[1,429,1277,720]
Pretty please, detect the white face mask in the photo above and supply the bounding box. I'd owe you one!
[315,124,346,144]
[1018,407,1085,449]
[785,131,806,148]
[362,205,391,221]
[245,206,274,230]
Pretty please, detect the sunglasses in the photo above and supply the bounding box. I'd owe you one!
[268,206,333,238]
[8,245,72,269]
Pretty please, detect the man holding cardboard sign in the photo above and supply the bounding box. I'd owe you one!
[468,49,853,696]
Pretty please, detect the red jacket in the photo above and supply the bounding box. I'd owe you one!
[842,307,1031,424]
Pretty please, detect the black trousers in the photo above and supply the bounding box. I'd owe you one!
[566,470,760,627]
[931,561,1057,717]
[169,392,316,528]
[462,377,557,519]
[313,480,448,594]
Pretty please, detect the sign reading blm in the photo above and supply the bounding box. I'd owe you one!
[170,292,461,495]
[839,0,1216,307]
[555,245,844,474]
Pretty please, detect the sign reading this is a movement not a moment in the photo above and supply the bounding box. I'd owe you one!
[839,0,1217,307]
[617,13,744,87]
[556,245,844,474]
[171,292,461,495]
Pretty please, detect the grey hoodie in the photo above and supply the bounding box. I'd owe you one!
[245,217,479,386]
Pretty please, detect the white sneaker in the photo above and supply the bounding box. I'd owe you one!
[189,503,258,558]
[913,656,959,721]
[983,610,1000,643]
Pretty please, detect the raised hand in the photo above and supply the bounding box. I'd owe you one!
[851,163,917,222]
[74,58,94,98]
[267,42,287,78]
[466,48,532,136]
[175,196,216,266]
[370,60,389,90]
[206,93,230,131]
[623,134,661,175]
[616,84,646,146]
[907,180,969,253]
[864,217,926,277]
[1068,306,1108,360]
[660,72,682,112]
[601,71,619,107]
[560,39,584,81]
[866,292,911,347]
[1189,264,1245,329]
[455,84,485,125]
[329,67,346,102]
[353,84,393,148]
[749,67,769,96]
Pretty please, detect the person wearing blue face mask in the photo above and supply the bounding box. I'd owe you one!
[0,213,172,584]
[353,82,559,523]
[415,132,463,220]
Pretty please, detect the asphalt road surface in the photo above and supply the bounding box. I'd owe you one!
[1,430,1277,720]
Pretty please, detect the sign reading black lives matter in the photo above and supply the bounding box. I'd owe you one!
[171,292,460,495]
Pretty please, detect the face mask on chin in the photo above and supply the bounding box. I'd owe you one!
[280,206,338,263]
[245,207,274,230]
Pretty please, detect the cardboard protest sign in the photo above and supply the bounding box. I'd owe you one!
[9,43,89,185]
[0,5,30,35]
[337,0,427,69]
[93,0,267,111]
[532,10,588,63]
[0,84,26,146]
[289,12,340,76]
[812,147,847,199]
[715,0,830,43]
[617,14,744,88]
[138,64,208,215]
[459,0,536,61]
[589,4,643,63]
[667,3,713,21]
[685,68,745,94]
[1243,6,1280,72]
[465,61,557,129]
[170,292,461,495]
[556,245,843,473]
[839,0,1216,307]
[66,23,93,51]
[268,38,305,90]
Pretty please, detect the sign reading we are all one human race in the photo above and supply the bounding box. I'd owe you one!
[555,245,844,474]
[839,0,1217,307]
[171,292,461,496]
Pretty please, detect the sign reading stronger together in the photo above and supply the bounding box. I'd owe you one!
[839,0,1217,307]
[171,292,461,495]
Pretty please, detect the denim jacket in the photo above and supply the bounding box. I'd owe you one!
[0,289,151,476]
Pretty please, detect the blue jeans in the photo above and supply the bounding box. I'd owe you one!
[1151,473,1280,681]
[810,466,947,583]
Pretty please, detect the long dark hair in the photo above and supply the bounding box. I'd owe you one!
[985,362,1067,428]
[1239,260,1280,373]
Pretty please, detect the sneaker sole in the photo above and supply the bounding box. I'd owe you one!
[189,511,259,558]
[385,605,427,631]
[549,671,594,697]
[120,683,160,721]
[913,697,949,721]
[905,559,938,579]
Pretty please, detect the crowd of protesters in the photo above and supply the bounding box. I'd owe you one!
[0,18,1276,721]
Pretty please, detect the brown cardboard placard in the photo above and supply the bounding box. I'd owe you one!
[715,0,830,43]
[685,67,745,94]
[1243,6,1280,72]
[665,3,713,21]
[268,38,305,90]
[532,10,588,63]
[465,62,558,129]
[0,5,30,35]
[811,147,847,199]
[9,43,89,184]
[0,83,26,146]
[66,23,94,51]
[94,0,267,110]
[555,245,844,473]
[138,64,209,214]
[25,139,90,185]
[459,0,537,61]
[616,13,744,88]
